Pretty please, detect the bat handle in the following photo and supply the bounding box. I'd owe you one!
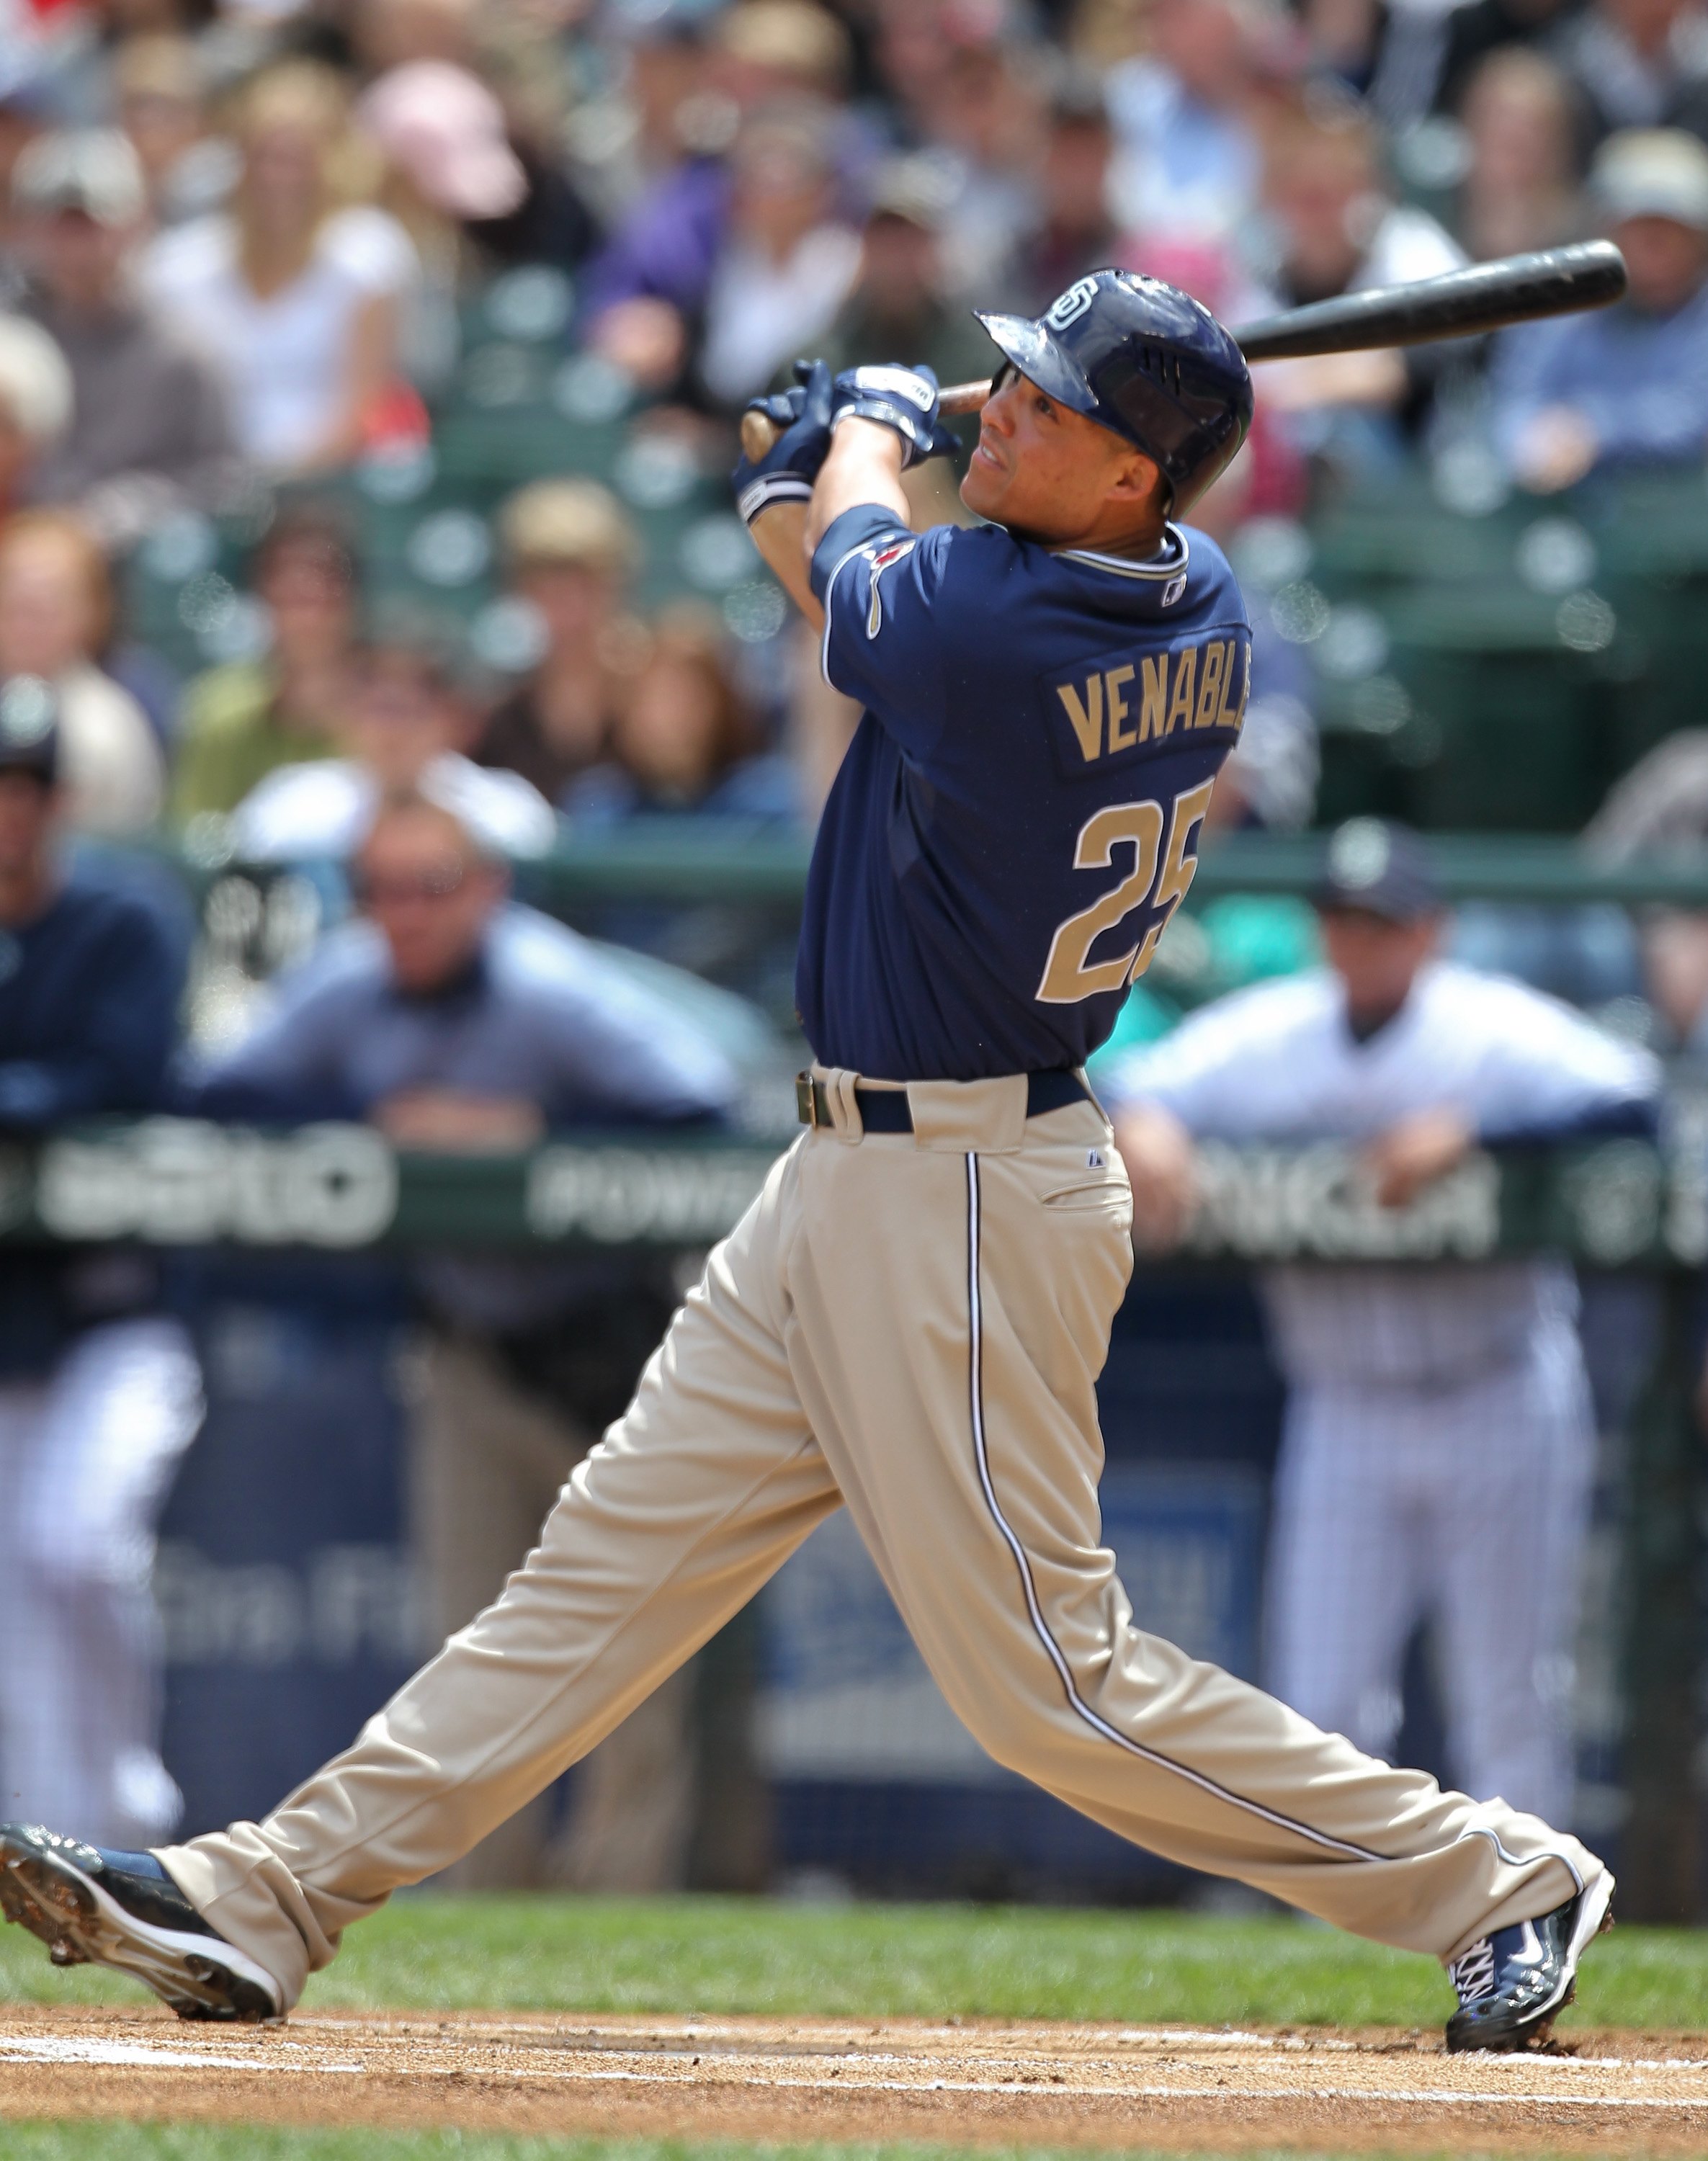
[739,378,994,465]
[741,407,778,460]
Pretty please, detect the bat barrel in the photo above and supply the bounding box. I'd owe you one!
[1233,241,1628,362]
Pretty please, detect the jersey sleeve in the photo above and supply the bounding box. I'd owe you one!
[519,939,738,1127]
[1468,987,1663,1142]
[0,900,182,1127]
[810,506,962,752]
[187,946,369,1120]
[1101,989,1290,1137]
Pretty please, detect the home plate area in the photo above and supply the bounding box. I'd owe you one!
[4,2008,1708,2151]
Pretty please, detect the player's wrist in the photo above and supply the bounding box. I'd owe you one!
[826,413,913,475]
[737,471,815,527]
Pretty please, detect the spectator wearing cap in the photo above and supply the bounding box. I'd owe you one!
[11,128,240,548]
[231,621,555,863]
[358,60,599,283]
[474,481,643,810]
[192,788,744,1888]
[0,675,203,1851]
[1491,128,1708,489]
[0,510,162,836]
[138,63,419,475]
[171,504,359,825]
[1105,819,1661,1825]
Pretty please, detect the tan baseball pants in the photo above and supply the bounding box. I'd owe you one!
[161,1072,1604,2012]
[413,1330,695,1892]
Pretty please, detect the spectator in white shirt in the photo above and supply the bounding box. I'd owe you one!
[1256,92,1466,459]
[140,62,418,475]
[232,622,555,862]
[696,100,861,408]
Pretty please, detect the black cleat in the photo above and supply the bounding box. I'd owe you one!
[0,1822,280,2023]
[1444,1873,1614,2053]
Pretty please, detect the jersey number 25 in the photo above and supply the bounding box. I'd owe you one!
[1036,778,1216,1003]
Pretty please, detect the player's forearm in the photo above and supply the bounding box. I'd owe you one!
[805,420,911,558]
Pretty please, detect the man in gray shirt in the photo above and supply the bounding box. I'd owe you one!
[11,132,241,548]
[195,787,742,1891]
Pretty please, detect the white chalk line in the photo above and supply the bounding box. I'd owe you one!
[0,2034,366,2072]
[512,2065,1708,2112]
[5,2031,1708,2111]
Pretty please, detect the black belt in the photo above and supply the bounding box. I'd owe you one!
[795,1068,1089,1133]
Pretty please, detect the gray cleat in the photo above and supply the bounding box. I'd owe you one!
[0,1822,280,2023]
[1445,1873,1614,2052]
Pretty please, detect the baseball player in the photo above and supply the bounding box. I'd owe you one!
[1105,819,1661,1830]
[0,272,1609,2053]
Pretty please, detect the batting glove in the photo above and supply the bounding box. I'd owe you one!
[733,358,836,526]
[829,362,958,467]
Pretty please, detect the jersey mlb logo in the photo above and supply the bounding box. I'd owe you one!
[864,537,918,638]
[1046,632,1251,773]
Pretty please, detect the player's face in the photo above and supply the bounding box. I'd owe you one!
[1318,907,1441,1029]
[961,368,1165,550]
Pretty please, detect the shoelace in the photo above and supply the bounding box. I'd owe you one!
[1448,1936,1498,2005]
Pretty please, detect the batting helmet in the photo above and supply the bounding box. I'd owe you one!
[973,269,1253,514]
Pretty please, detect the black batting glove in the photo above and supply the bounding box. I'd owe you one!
[733,358,836,525]
[828,362,957,467]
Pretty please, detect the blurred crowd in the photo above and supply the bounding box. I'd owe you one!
[0,0,1706,863]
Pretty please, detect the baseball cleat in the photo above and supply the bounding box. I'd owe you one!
[0,1822,280,2022]
[1444,1873,1614,2052]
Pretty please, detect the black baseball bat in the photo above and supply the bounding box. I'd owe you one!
[738,243,1627,457]
[1232,239,1627,361]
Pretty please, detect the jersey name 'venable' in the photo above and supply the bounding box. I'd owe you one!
[797,503,1252,1080]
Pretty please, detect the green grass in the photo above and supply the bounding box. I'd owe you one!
[0,1890,1703,2033]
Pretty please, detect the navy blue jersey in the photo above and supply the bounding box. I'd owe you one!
[0,856,189,1127]
[798,503,1252,1080]
[0,854,191,1379]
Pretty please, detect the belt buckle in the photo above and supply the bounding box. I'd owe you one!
[795,1070,821,1129]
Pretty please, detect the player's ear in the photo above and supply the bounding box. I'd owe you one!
[1107,447,1165,507]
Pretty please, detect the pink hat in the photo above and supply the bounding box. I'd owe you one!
[358,62,527,221]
